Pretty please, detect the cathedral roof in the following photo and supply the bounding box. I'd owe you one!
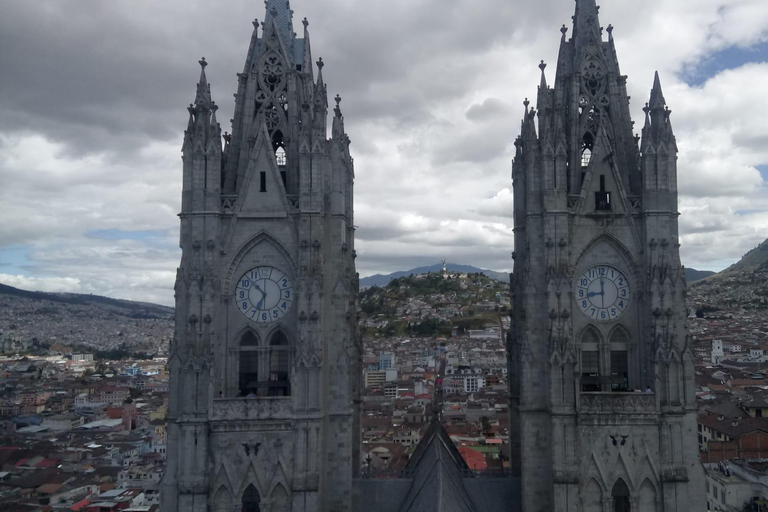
[396,420,478,512]
[352,419,519,512]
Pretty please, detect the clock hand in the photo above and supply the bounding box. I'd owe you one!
[600,278,605,307]
[253,283,266,309]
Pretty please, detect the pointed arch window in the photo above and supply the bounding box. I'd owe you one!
[581,132,595,168]
[611,479,631,512]
[242,484,260,512]
[275,146,286,167]
[239,332,260,397]
[581,327,602,392]
[268,330,291,397]
[610,327,630,392]
[272,131,287,187]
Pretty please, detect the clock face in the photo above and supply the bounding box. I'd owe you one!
[235,266,294,323]
[575,265,631,322]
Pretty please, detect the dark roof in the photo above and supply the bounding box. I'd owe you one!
[353,419,520,512]
[2,467,69,489]
[699,413,768,438]
[396,420,478,512]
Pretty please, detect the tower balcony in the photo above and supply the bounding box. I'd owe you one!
[579,392,657,417]
[210,397,293,422]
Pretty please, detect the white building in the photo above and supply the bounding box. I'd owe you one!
[704,462,768,512]
[463,375,485,393]
[712,340,724,365]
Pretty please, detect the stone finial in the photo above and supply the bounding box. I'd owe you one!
[335,94,342,107]
[606,24,613,35]
[561,24,568,35]
[539,60,547,71]
[199,57,207,69]
[303,17,309,28]
[523,98,530,109]
[252,18,259,29]
[317,57,324,70]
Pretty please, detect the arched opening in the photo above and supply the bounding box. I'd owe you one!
[275,146,287,187]
[213,486,232,512]
[583,479,603,512]
[610,327,630,392]
[580,131,595,191]
[611,478,631,512]
[637,479,657,511]
[242,484,261,512]
[239,332,260,397]
[270,484,290,512]
[272,131,287,187]
[275,146,286,166]
[581,327,602,392]
[268,330,291,397]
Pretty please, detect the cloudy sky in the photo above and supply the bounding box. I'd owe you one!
[1,0,767,306]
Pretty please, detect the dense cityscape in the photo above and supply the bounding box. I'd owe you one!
[0,248,766,510]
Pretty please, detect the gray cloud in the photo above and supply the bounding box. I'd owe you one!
[466,98,513,122]
[1,0,768,302]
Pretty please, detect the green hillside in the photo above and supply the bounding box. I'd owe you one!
[359,271,508,339]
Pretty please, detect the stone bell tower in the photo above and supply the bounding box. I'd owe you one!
[161,1,361,511]
[508,0,704,510]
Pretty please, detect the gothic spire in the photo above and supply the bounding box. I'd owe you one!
[316,57,325,90]
[264,0,296,53]
[302,17,314,81]
[537,61,550,113]
[194,58,212,108]
[332,94,344,141]
[572,0,602,46]
[643,72,674,147]
[649,71,666,110]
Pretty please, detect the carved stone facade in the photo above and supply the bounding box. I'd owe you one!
[160,2,360,511]
[508,0,705,510]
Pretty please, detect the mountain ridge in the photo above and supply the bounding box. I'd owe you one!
[723,238,768,274]
[360,264,510,288]
[360,263,715,288]
[0,282,173,317]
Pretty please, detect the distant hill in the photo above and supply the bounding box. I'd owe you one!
[687,238,768,312]
[723,238,768,274]
[360,263,509,289]
[0,282,173,318]
[684,268,715,283]
[361,263,714,288]
[0,282,173,355]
